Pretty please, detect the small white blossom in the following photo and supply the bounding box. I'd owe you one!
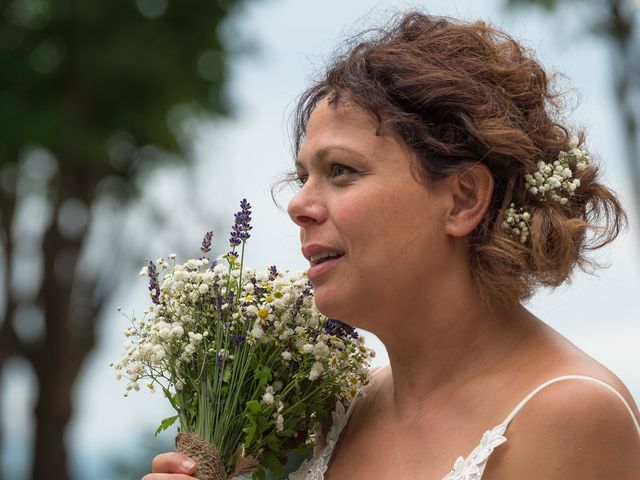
[503,204,531,243]
[188,332,203,344]
[170,325,184,338]
[309,361,324,381]
[261,386,275,405]
[250,324,264,339]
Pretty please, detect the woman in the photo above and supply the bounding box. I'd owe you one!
[144,12,640,480]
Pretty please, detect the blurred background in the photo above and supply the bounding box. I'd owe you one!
[1,0,639,479]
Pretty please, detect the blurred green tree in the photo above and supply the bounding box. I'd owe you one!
[0,1,258,479]
[506,0,640,224]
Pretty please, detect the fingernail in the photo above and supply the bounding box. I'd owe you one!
[182,460,195,471]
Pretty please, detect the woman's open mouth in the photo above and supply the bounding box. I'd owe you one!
[310,251,344,266]
[307,251,344,281]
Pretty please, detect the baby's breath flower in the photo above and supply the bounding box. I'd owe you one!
[524,141,591,204]
[503,204,531,243]
[275,414,284,432]
[309,361,324,381]
[505,141,591,242]
[261,386,275,405]
[280,351,292,361]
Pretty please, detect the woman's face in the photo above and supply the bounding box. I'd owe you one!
[288,99,455,327]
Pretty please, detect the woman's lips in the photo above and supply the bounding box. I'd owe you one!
[307,255,342,282]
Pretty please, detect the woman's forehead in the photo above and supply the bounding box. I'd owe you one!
[299,101,399,162]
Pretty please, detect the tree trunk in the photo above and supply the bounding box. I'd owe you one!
[0,171,19,480]
[27,170,100,480]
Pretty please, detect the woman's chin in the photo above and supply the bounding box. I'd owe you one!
[312,291,347,320]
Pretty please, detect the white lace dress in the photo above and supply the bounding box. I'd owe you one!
[288,375,640,480]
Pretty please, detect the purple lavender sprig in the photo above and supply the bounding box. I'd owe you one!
[268,265,278,281]
[228,199,252,254]
[201,231,213,254]
[324,318,359,339]
[216,353,224,375]
[147,260,160,305]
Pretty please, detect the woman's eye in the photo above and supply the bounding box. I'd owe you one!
[331,163,354,178]
[294,174,307,187]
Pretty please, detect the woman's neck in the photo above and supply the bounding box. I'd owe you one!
[371,292,538,422]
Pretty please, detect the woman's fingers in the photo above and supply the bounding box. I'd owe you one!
[150,452,197,474]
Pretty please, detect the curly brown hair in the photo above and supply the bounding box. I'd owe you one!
[291,11,626,308]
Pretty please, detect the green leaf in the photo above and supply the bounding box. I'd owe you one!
[155,415,179,436]
[244,417,258,448]
[167,393,180,410]
[265,434,280,452]
[246,400,262,414]
[262,451,284,476]
[222,367,232,383]
[254,366,272,389]
[252,467,267,480]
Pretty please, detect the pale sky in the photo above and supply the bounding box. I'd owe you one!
[2,1,639,478]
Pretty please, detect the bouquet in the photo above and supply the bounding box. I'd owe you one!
[111,199,374,480]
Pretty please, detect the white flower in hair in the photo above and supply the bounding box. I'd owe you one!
[503,137,591,243]
[503,204,531,243]
[524,138,591,205]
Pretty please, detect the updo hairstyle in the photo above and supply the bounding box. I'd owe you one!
[291,11,626,308]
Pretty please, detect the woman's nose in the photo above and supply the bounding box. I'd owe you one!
[287,185,327,228]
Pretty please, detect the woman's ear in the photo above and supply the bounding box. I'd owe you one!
[445,163,494,237]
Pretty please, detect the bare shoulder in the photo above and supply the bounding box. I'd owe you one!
[487,376,640,479]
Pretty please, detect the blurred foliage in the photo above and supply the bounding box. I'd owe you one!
[0,1,261,479]
[0,0,247,176]
[506,0,561,10]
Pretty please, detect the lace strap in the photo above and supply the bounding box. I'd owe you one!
[501,375,640,435]
[324,366,384,446]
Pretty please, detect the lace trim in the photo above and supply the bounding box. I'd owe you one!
[441,423,507,480]
[289,400,507,480]
[289,399,355,480]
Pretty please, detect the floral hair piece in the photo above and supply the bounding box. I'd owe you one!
[503,137,591,243]
[503,204,531,244]
[524,136,591,205]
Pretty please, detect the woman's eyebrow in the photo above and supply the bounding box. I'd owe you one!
[296,145,366,169]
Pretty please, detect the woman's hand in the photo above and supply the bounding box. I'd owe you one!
[141,452,197,480]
